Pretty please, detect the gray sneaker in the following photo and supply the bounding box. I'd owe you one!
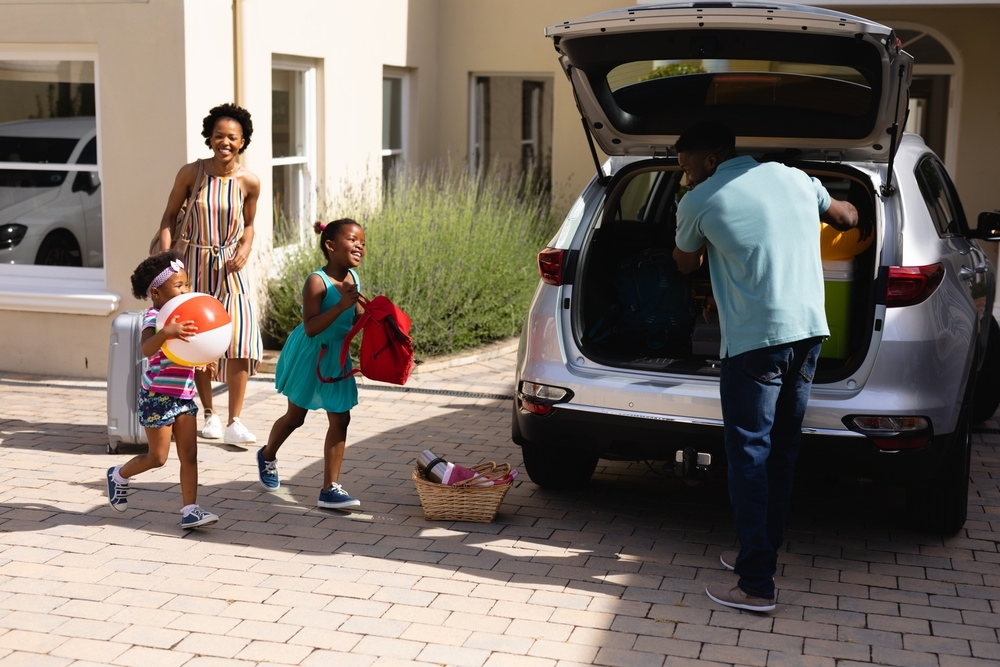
[705,583,775,612]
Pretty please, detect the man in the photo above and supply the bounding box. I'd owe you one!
[672,122,863,612]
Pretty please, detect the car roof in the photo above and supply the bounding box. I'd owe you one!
[0,117,96,139]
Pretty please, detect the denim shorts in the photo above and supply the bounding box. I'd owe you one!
[138,386,198,428]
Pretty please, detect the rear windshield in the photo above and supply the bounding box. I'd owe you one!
[608,60,872,118]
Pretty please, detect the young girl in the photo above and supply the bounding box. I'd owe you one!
[106,251,219,529]
[256,219,365,509]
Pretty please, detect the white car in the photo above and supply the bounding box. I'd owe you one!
[0,116,102,267]
[513,1,1000,534]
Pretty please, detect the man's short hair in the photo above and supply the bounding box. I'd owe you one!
[675,121,736,154]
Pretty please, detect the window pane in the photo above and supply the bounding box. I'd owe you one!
[272,162,309,248]
[383,77,402,151]
[0,60,101,268]
[272,68,303,159]
[470,75,552,187]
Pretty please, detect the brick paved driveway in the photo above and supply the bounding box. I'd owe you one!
[0,344,997,666]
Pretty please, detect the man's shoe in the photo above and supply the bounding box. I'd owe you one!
[201,411,223,439]
[256,448,279,490]
[706,583,775,612]
[106,467,131,512]
[181,507,219,529]
[720,550,737,571]
[224,417,256,444]
[317,482,361,510]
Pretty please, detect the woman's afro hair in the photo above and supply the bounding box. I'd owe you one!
[130,250,183,300]
[202,103,253,153]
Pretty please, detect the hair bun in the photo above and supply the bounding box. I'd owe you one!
[313,221,326,234]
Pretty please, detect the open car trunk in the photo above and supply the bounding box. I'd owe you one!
[574,159,878,383]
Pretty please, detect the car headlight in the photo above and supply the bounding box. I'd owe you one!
[0,224,27,250]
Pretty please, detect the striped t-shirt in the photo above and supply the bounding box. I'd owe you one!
[140,308,197,399]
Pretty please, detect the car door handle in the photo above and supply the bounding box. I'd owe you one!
[960,264,990,280]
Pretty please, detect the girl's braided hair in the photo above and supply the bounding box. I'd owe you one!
[130,250,183,300]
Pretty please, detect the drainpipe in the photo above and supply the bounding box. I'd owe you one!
[233,0,245,107]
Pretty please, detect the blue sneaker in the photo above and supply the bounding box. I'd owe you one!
[180,507,218,529]
[317,482,360,510]
[106,467,131,513]
[256,448,279,490]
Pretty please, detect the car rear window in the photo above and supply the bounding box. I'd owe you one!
[608,60,872,119]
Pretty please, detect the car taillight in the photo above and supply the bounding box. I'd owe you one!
[518,381,573,416]
[844,415,933,451]
[538,248,565,286]
[886,263,944,307]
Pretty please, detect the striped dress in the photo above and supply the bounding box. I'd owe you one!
[181,160,263,379]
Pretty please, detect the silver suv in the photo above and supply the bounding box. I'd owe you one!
[513,2,1000,534]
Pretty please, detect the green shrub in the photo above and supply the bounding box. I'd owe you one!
[264,162,556,359]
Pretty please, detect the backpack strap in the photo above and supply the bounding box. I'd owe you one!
[315,291,369,384]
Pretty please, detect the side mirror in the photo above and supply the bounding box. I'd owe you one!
[974,211,1000,241]
[72,171,101,196]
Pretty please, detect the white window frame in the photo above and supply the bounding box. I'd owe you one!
[271,56,317,253]
[0,44,116,316]
[381,68,409,185]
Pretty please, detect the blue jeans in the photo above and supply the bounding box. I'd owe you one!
[720,337,822,599]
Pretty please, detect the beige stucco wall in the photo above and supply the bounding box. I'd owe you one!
[843,6,1000,221]
[0,0,192,378]
[434,0,626,215]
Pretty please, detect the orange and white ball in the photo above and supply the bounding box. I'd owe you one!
[156,292,233,366]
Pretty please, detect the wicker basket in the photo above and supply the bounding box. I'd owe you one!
[412,462,513,523]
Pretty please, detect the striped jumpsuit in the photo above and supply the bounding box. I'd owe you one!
[181,160,263,380]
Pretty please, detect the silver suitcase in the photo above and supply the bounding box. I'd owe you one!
[107,310,148,453]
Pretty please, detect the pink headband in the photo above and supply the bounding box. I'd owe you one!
[147,259,184,296]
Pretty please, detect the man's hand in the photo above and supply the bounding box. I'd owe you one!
[821,199,871,241]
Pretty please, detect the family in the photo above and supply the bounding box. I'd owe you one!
[106,104,367,529]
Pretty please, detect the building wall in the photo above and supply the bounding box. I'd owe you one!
[851,7,1000,222]
[0,0,192,378]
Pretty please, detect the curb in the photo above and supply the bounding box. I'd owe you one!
[258,337,520,375]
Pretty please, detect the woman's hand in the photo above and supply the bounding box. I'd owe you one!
[226,244,250,273]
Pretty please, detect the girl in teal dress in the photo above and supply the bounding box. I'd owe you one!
[258,219,366,509]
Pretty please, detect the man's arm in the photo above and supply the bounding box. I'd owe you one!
[673,244,706,274]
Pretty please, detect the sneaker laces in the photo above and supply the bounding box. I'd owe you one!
[262,458,278,475]
[230,418,250,436]
[326,482,348,494]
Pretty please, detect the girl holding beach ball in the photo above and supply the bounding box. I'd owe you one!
[106,250,229,529]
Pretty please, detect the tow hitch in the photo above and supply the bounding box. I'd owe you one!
[675,448,711,480]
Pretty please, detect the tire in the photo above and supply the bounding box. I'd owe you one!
[971,316,1000,422]
[905,396,972,535]
[520,441,599,491]
[35,231,82,267]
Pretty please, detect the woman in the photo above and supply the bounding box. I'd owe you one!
[154,103,263,444]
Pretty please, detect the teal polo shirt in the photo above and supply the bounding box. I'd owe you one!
[675,155,832,358]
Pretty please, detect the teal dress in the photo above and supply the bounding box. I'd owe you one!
[275,268,359,412]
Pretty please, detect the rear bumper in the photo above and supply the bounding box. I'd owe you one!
[512,400,957,483]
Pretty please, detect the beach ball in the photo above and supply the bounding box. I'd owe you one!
[156,292,233,366]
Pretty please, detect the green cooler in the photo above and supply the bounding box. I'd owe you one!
[822,259,853,359]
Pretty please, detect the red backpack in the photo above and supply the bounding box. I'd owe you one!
[317,294,415,385]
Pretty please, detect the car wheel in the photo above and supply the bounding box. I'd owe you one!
[520,441,598,490]
[971,316,1000,422]
[905,398,971,535]
[35,231,82,267]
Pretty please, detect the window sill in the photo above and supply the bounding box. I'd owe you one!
[0,265,120,316]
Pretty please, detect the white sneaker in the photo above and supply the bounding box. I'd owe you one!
[224,417,256,444]
[201,411,223,439]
